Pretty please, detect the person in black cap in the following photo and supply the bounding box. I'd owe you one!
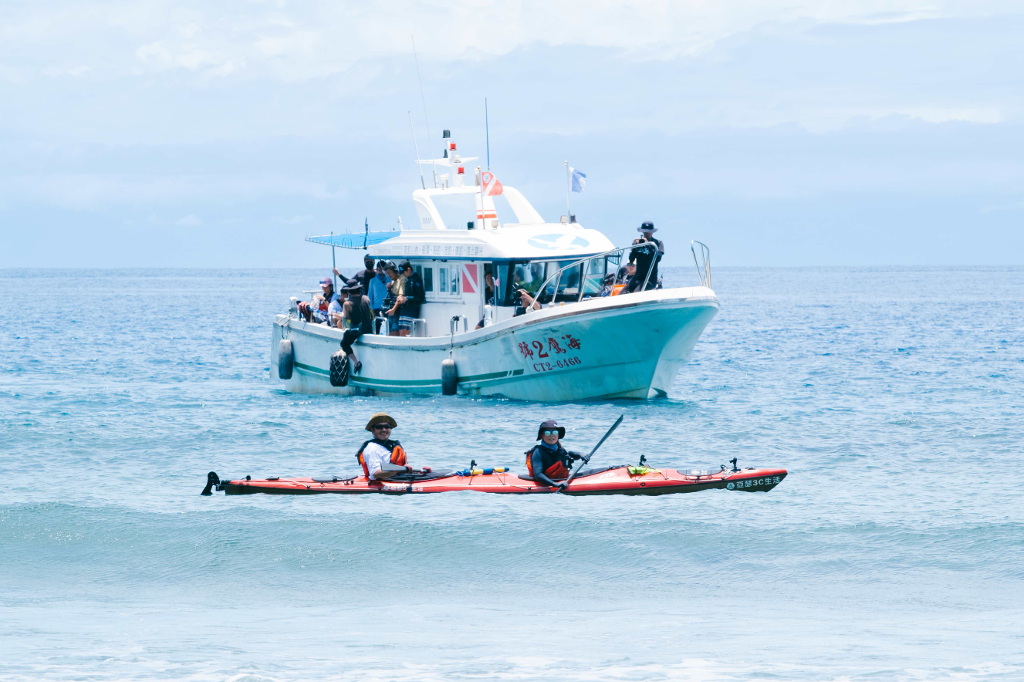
[335,254,376,294]
[524,420,583,491]
[626,221,664,293]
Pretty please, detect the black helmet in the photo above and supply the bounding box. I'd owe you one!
[536,419,565,440]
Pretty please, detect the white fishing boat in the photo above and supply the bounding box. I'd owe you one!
[271,131,718,400]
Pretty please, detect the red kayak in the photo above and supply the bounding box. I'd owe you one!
[202,462,787,497]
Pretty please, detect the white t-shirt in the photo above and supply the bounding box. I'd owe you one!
[362,441,395,480]
[327,298,345,327]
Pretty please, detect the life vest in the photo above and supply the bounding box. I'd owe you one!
[525,444,570,480]
[355,439,407,478]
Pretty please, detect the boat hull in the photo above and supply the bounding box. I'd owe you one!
[215,466,787,496]
[271,287,718,401]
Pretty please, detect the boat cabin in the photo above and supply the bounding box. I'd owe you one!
[308,133,618,336]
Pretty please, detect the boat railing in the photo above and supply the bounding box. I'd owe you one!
[531,238,709,309]
[690,240,711,288]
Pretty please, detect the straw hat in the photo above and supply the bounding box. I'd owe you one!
[365,412,398,431]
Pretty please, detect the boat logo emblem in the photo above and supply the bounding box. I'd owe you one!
[527,234,590,251]
[726,482,735,489]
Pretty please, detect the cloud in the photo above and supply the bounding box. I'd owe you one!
[176,214,202,225]
[3,0,1021,83]
[42,65,90,77]
[276,214,314,224]
[980,200,1024,213]
[0,172,347,209]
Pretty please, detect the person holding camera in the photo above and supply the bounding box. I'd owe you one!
[626,221,664,293]
[514,288,542,316]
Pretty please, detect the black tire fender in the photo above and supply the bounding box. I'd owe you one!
[441,358,458,395]
[277,339,294,380]
[330,349,349,387]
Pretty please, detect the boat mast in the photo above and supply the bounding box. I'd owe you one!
[564,160,571,222]
[409,111,426,190]
[331,231,337,289]
[411,37,437,188]
[485,98,490,171]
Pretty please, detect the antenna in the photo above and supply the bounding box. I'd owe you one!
[408,111,426,190]
[565,160,571,222]
[411,37,437,188]
[485,97,490,171]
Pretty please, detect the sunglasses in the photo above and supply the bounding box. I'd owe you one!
[541,429,559,436]
[372,424,392,430]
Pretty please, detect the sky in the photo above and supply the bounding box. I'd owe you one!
[1,1,1022,268]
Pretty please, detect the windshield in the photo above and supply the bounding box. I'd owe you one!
[495,255,618,306]
[497,260,587,305]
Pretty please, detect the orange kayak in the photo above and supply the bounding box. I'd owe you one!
[203,464,787,496]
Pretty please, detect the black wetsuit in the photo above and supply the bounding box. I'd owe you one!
[627,237,664,293]
[528,441,576,488]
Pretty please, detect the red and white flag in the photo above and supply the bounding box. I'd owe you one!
[481,171,503,196]
[462,263,479,294]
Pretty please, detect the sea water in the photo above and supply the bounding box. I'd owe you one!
[1,267,1022,681]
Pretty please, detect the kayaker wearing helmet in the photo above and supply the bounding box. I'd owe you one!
[525,420,583,491]
[356,412,416,480]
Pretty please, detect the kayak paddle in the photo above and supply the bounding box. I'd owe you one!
[562,414,624,490]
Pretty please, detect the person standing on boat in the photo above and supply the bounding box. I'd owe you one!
[339,283,373,373]
[384,262,406,336]
[525,420,582,491]
[626,222,664,293]
[356,413,422,480]
[367,261,391,333]
[336,254,376,294]
[395,261,425,337]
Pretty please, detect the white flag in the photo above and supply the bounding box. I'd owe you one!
[570,167,586,193]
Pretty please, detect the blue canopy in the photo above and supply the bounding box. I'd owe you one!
[306,231,401,249]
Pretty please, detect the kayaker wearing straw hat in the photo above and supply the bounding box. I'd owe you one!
[355,412,425,480]
[525,420,583,491]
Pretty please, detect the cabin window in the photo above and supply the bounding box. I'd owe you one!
[583,258,606,295]
[439,267,448,293]
[494,263,513,305]
[512,262,546,297]
[448,268,460,296]
[548,260,581,294]
[501,259,593,305]
[483,263,496,305]
[422,266,433,292]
